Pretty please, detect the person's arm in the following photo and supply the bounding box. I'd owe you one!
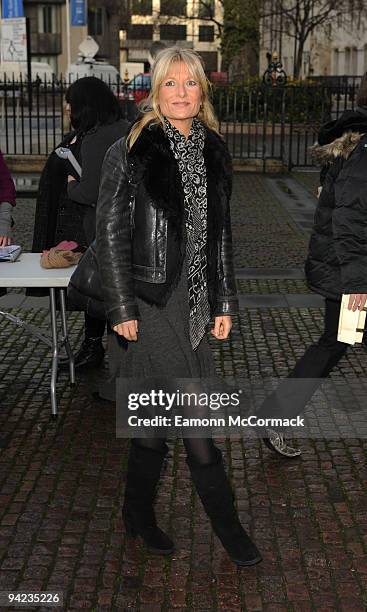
[0,151,16,206]
[0,202,13,246]
[95,137,140,328]
[333,142,367,296]
[0,151,16,246]
[67,134,103,206]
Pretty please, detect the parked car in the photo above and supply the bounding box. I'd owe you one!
[209,71,229,85]
[118,73,151,103]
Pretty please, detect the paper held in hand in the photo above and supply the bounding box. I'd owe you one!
[337,294,367,345]
[0,245,22,262]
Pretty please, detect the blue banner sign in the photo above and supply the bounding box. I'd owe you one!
[2,0,24,18]
[71,0,87,26]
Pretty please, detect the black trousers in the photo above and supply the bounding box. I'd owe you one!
[257,298,349,424]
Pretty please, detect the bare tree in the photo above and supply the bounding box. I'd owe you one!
[189,1,259,75]
[261,0,365,78]
[193,0,224,37]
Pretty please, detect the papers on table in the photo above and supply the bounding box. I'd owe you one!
[0,245,22,262]
[337,294,367,345]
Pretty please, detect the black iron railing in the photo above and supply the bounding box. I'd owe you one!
[0,75,363,170]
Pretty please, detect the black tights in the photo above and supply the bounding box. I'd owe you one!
[132,436,218,466]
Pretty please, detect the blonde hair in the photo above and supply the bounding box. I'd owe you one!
[127,47,219,149]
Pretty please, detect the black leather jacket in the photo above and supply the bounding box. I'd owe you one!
[96,122,238,327]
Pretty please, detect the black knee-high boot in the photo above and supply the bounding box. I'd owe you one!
[186,446,262,567]
[122,441,175,555]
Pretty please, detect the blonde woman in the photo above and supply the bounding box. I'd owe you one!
[95,47,261,566]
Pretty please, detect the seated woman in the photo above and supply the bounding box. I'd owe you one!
[32,77,127,370]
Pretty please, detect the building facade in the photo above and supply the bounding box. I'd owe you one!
[259,3,367,79]
[120,0,223,76]
[20,0,221,78]
[24,0,87,75]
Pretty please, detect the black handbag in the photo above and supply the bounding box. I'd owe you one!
[67,239,106,320]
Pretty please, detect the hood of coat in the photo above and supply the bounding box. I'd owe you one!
[311,130,365,164]
[312,107,367,163]
[127,120,231,237]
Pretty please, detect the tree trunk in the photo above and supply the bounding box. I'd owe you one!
[294,38,305,79]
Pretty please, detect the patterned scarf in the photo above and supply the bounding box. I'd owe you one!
[164,116,211,350]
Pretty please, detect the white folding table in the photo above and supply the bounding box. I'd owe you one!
[0,253,76,418]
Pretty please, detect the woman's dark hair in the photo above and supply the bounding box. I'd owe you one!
[65,76,122,132]
[357,73,367,109]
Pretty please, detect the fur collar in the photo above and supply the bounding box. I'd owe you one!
[312,130,365,163]
[127,121,230,236]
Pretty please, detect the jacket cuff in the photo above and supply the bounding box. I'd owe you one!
[213,297,239,316]
[343,288,367,295]
[107,303,141,327]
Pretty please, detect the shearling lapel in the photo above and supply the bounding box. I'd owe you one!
[128,122,230,239]
[203,129,231,239]
[129,123,184,226]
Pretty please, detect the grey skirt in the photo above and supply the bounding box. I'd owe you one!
[107,258,217,381]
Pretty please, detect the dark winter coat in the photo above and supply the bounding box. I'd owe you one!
[305,108,367,299]
[96,121,238,327]
[32,118,128,252]
[67,118,128,208]
[31,130,86,253]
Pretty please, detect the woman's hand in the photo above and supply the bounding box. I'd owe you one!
[113,319,139,341]
[68,175,76,183]
[0,235,11,247]
[347,294,367,312]
[210,316,232,340]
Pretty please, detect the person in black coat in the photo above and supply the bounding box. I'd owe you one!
[95,47,261,567]
[59,77,128,369]
[32,78,128,370]
[31,131,86,254]
[258,75,367,457]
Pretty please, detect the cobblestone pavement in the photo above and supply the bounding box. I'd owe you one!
[230,175,309,269]
[1,174,367,611]
[236,280,311,295]
[292,170,320,198]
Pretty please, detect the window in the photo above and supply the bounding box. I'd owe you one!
[160,24,186,40]
[199,25,214,42]
[132,0,152,15]
[351,47,358,74]
[345,47,351,74]
[33,55,58,74]
[160,0,186,16]
[333,49,339,75]
[128,24,153,40]
[199,51,217,72]
[43,6,52,33]
[88,7,103,36]
[38,5,59,34]
[198,0,215,18]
